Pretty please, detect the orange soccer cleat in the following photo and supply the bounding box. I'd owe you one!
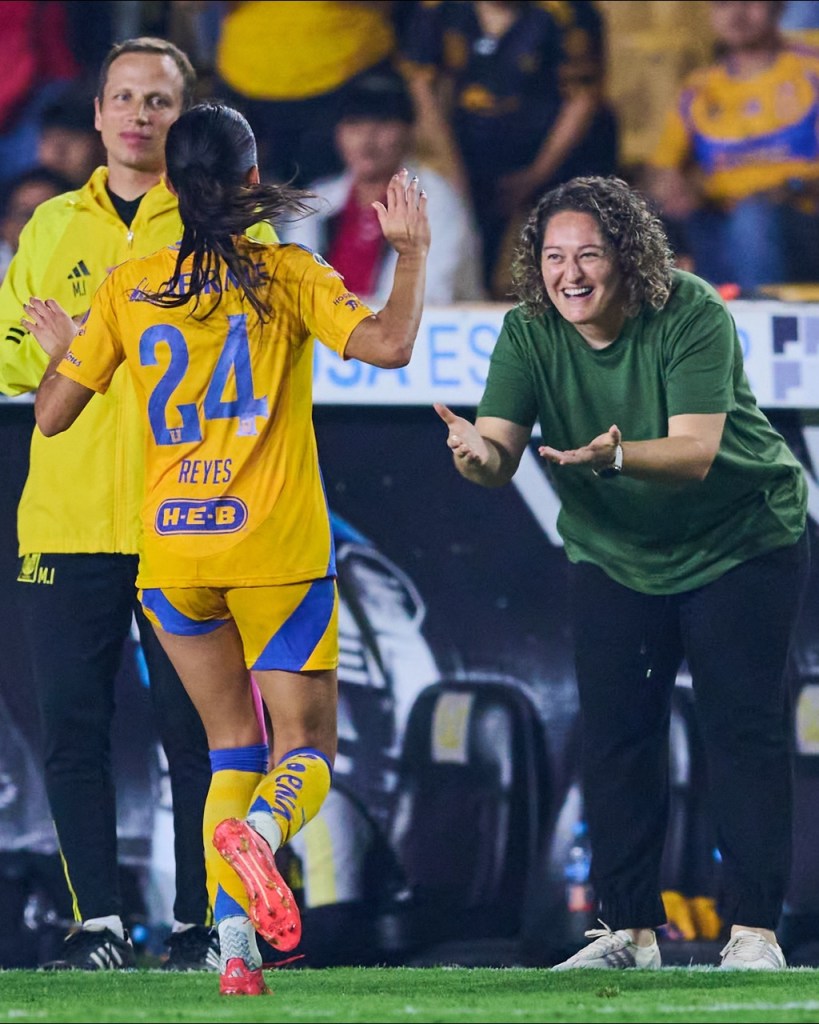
[219,957,271,996]
[213,818,302,951]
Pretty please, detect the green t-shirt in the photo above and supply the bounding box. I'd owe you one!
[478,271,807,594]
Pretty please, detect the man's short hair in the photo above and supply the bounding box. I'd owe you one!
[96,37,197,110]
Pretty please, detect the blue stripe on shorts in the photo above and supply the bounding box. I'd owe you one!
[141,588,227,636]
[253,577,334,671]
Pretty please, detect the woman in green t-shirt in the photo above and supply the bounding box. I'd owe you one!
[436,175,809,972]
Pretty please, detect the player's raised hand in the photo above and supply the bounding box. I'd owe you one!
[434,402,491,466]
[373,168,430,258]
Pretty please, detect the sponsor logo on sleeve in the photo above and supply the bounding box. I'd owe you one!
[333,291,360,310]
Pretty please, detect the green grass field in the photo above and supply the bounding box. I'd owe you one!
[2,967,819,1023]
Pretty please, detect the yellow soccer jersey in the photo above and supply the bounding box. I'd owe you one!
[649,43,819,204]
[57,240,373,588]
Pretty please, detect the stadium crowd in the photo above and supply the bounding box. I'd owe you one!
[4,1,819,298]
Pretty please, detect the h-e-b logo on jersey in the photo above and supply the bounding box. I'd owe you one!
[67,259,91,297]
[156,497,248,535]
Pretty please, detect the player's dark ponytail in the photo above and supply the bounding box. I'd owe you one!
[143,102,313,321]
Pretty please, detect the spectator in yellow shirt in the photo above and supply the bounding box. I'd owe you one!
[646,0,819,293]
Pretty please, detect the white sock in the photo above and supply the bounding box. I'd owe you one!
[218,915,260,971]
[246,809,282,854]
[82,915,124,939]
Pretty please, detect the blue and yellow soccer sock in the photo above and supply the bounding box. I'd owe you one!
[247,747,332,851]
[206,744,268,922]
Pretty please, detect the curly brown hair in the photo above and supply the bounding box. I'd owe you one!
[510,176,674,319]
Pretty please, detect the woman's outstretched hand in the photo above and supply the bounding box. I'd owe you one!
[434,402,491,466]
[539,424,622,470]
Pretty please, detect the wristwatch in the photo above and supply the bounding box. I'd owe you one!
[593,443,623,479]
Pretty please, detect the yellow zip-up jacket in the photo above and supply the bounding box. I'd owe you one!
[0,166,276,556]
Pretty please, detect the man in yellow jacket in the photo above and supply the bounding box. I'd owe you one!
[0,37,275,971]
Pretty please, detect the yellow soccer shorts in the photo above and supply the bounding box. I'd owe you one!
[139,577,339,671]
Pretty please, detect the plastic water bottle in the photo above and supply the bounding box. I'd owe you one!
[564,821,595,946]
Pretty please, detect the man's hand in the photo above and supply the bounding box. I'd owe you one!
[21,297,79,358]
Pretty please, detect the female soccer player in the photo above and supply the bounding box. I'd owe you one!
[24,101,430,995]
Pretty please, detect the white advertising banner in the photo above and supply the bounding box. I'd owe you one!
[312,301,819,408]
[3,301,818,409]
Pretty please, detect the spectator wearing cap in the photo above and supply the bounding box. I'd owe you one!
[281,70,484,305]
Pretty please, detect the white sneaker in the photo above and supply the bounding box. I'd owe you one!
[552,923,661,970]
[719,930,786,970]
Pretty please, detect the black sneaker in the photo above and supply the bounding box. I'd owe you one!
[162,925,220,972]
[41,927,136,970]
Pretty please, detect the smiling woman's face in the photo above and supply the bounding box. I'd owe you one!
[540,210,627,345]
